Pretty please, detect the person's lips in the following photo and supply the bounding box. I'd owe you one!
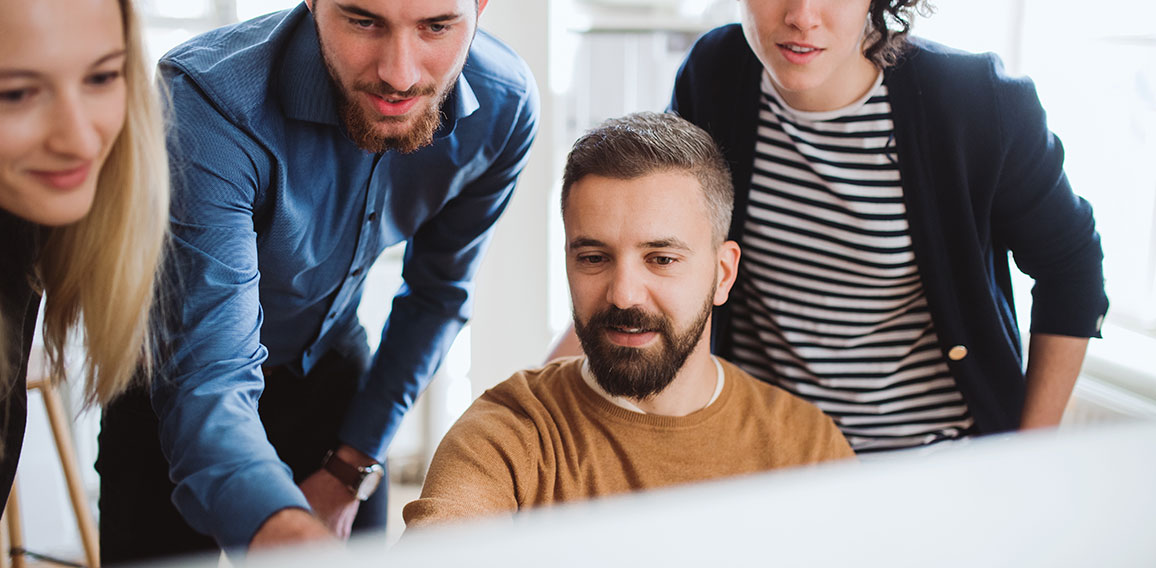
[29,162,92,190]
[604,326,659,348]
[777,42,823,64]
[367,93,421,116]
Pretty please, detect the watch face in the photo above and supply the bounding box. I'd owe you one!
[356,465,385,501]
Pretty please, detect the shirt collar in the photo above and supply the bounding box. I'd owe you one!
[579,356,726,415]
[278,12,339,127]
[278,10,480,139]
[441,71,480,138]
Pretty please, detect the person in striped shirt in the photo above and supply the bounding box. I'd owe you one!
[663,0,1108,454]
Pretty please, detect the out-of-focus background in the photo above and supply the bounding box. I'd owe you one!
[9,0,1155,562]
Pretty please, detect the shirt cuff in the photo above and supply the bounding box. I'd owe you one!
[1030,282,1108,339]
[338,396,404,464]
[206,460,311,550]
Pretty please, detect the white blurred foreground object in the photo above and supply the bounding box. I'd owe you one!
[226,422,1155,567]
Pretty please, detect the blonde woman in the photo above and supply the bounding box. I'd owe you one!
[0,0,169,509]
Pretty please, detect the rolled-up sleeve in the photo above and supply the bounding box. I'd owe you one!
[989,57,1108,338]
[152,64,309,549]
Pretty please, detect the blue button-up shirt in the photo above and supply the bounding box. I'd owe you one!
[154,4,538,548]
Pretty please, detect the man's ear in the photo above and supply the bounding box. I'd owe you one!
[478,0,490,15]
[712,241,741,307]
[305,0,314,13]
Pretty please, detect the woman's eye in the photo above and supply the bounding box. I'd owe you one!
[87,70,123,87]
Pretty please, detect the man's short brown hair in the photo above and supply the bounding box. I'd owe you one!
[561,112,734,245]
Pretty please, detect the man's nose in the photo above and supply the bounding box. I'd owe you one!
[377,33,421,92]
[605,264,647,310]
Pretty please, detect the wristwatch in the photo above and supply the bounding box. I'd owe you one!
[321,450,385,501]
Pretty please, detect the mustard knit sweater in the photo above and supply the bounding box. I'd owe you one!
[403,356,853,529]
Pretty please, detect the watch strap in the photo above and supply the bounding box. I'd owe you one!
[322,450,371,498]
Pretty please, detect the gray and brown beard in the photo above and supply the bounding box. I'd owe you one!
[573,292,713,401]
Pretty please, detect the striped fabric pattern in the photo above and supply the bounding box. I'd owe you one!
[729,72,975,453]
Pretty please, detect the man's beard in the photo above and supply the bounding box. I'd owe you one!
[335,78,452,154]
[318,33,456,154]
[574,293,714,401]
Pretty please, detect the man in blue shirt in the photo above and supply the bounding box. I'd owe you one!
[97,0,538,561]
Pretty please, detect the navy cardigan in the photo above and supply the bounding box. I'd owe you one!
[672,24,1108,435]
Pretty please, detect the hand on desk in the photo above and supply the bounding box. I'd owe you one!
[249,508,333,550]
[249,445,375,549]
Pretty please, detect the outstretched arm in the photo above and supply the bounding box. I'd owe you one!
[1019,333,1089,429]
[249,509,332,551]
[401,396,532,531]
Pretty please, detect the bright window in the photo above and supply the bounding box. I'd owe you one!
[917,0,1156,336]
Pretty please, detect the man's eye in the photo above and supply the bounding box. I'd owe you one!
[651,256,676,266]
[577,255,606,265]
[348,17,375,28]
[428,23,450,33]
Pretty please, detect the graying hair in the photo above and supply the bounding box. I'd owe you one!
[561,112,734,245]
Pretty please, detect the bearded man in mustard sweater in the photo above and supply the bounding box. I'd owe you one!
[404,112,853,529]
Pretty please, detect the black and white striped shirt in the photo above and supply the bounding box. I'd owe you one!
[729,72,975,453]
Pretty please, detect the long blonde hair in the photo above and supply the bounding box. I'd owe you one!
[33,0,170,405]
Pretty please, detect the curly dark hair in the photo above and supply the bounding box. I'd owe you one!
[863,0,934,67]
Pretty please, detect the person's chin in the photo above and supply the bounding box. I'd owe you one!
[769,73,812,94]
[372,120,419,142]
[355,106,402,129]
[27,190,97,226]
[605,342,664,364]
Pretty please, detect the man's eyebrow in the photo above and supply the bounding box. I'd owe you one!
[643,238,691,251]
[568,237,604,250]
[568,237,692,251]
[334,2,383,20]
[421,13,464,24]
[334,2,463,23]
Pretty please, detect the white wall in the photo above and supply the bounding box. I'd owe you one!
[469,0,561,396]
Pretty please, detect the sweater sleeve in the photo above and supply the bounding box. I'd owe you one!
[401,387,539,530]
[988,58,1108,338]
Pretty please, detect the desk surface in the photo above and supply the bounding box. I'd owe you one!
[213,421,1156,567]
